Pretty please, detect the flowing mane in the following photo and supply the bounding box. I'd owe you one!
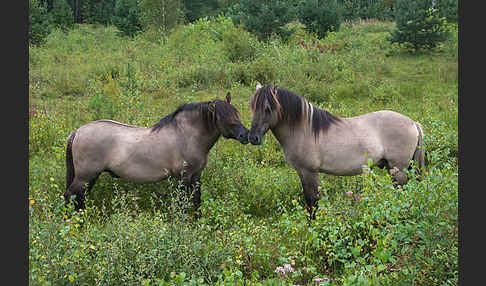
[151,100,240,133]
[250,85,341,137]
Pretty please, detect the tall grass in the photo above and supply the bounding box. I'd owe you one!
[29,18,458,285]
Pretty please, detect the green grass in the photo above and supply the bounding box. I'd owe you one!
[29,18,458,285]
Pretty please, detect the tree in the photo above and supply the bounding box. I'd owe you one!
[48,0,75,30]
[112,0,142,36]
[29,0,52,45]
[139,0,182,32]
[298,0,343,39]
[227,0,299,41]
[388,0,450,52]
[436,0,458,23]
[182,0,220,23]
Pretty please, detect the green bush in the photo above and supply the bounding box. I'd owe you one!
[221,25,258,62]
[29,0,51,45]
[298,0,343,39]
[388,0,450,52]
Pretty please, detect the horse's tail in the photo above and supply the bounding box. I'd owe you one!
[66,130,77,190]
[412,122,426,180]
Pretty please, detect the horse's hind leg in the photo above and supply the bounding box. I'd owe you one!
[297,169,321,220]
[386,161,409,186]
[64,174,100,211]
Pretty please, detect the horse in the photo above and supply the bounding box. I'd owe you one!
[64,93,249,217]
[248,83,425,219]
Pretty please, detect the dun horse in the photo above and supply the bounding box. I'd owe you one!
[65,93,249,216]
[248,83,425,219]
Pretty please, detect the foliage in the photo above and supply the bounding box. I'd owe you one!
[80,0,116,25]
[139,0,182,33]
[388,0,450,52]
[436,0,458,23]
[48,0,75,31]
[112,0,143,36]
[298,0,343,39]
[182,0,221,22]
[29,19,458,285]
[338,0,395,21]
[29,0,52,45]
[228,0,299,41]
[221,25,259,62]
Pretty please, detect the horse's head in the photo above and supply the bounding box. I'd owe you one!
[209,93,249,144]
[248,83,281,145]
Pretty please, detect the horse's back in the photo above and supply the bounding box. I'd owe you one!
[71,120,149,179]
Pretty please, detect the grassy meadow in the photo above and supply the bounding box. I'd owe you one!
[29,17,458,285]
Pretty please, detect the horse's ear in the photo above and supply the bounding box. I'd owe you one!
[256,82,263,91]
[208,102,216,114]
[226,92,232,104]
[272,82,278,94]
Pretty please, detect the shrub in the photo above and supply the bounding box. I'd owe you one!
[298,0,343,39]
[388,0,450,52]
[221,25,258,62]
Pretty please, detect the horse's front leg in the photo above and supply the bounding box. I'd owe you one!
[297,168,321,220]
[189,171,202,219]
[180,169,202,219]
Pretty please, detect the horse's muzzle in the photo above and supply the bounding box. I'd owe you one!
[249,134,262,145]
[238,132,249,144]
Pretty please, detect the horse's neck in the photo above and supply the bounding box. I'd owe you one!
[176,112,221,152]
[271,121,307,149]
[271,117,331,149]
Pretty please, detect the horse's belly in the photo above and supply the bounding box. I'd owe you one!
[319,146,383,176]
[111,164,171,183]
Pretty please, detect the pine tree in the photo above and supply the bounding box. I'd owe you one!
[388,0,450,52]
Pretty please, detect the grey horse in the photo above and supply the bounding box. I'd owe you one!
[65,93,249,216]
[248,83,425,219]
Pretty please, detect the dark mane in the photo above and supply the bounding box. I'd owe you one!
[252,85,341,137]
[151,100,239,132]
